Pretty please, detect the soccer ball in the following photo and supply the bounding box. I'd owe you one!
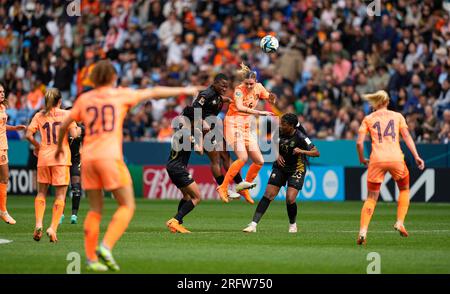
[260,35,279,53]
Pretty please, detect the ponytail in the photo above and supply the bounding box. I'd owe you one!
[363,90,390,110]
[237,63,257,81]
[44,88,62,115]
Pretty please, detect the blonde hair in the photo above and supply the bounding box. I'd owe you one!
[44,88,62,115]
[236,63,256,81]
[363,90,390,109]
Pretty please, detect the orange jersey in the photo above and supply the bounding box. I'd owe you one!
[0,104,7,150]
[70,87,142,162]
[28,108,76,167]
[226,83,270,117]
[358,109,408,163]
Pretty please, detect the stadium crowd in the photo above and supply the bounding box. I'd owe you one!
[0,0,449,144]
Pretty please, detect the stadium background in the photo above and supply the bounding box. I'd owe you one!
[1,0,450,202]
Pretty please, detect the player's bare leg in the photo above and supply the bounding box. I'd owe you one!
[167,182,201,233]
[286,187,300,233]
[243,184,279,232]
[217,143,248,203]
[358,189,380,245]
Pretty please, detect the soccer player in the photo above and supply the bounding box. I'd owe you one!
[60,123,84,225]
[0,84,26,224]
[166,106,204,233]
[26,89,79,242]
[243,113,320,233]
[190,73,242,199]
[216,63,276,204]
[55,60,200,272]
[356,90,425,245]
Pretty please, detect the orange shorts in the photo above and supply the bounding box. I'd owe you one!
[224,116,258,152]
[367,161,409,184]
[81,159,132,191]
[37,166,70,186]
[0,149,8,165]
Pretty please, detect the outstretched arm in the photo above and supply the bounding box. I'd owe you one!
[400,127,425,170]
[135,86,201,103]
[6,125,26,131]
[293,146,320,157]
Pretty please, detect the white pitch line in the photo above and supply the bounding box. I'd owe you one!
[0,239,13,244]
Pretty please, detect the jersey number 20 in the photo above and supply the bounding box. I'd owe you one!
[87,105,116,135]
[373,119,396,143]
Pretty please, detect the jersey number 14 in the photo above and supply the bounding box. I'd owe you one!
[373,119,396,143]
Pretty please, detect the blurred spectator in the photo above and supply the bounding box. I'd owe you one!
[0,0,448,143]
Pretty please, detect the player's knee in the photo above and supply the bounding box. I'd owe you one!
[0,174,8,184]
[263,194,275,201]
[396,176,410,191]
[254,159,264,166]
[367,182,381,193]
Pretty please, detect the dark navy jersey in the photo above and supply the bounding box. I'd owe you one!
[191,86,224,119]
[274,129,315,173]
[167,128,194,168]
[69,124,84,158]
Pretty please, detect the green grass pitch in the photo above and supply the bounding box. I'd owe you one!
[1,196,450,274]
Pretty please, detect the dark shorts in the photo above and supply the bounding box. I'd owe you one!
[166,164,194,189]
[268,166,305,191]
[70,154,81,177]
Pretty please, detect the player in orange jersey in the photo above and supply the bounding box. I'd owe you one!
[216,63,276,204]
[0,84,26,224]
[26,89,79,242]
[55,60,200,272]
[356,90,425,245]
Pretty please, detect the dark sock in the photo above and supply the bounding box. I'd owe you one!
[233,173,243,184]
[286,202,297,224]
[71,183,81,216]
[253,197,271,223]
[175,200,195,223]
[177,199,188,224]
[215,175,225,185]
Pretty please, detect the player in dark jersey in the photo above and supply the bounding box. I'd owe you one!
[243,113,320,233]
[60,123,84,224]
[166,106,204,233]
[189,73,243,199]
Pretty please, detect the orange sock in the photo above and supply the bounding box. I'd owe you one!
[397,189,410,225]
[223,159,245,188]
[84,211,102,261]
[360,198,377,232]
[34,194,46,228]
[245,163,263,183]
[0,183,7,211]
[50,199,65,232]
[102,206,134,250]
